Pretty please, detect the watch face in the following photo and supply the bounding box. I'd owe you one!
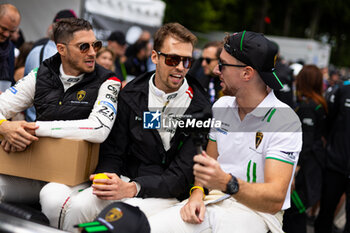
[226,175,239,194]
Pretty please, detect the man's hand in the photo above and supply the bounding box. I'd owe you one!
[0,121,39,152]
[180,189,206,224]
[193,151,231,191]
[1,139,19,152]
[90,173,137,200]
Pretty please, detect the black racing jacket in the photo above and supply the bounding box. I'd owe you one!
[326,80,350,175]
[96,71,211,200]
[294,98,327,207]
[34,53,115,121]
[295,98,327,166]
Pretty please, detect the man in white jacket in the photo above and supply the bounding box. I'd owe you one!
[0,18,121,206]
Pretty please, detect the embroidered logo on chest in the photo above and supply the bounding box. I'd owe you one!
[77,90,86,101]
[255,131,263,149]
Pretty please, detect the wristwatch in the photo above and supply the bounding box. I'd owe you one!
[224,173,239,195]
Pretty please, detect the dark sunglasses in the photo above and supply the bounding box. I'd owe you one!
[63,40,102,53]
[218,61,246,72]
[201,57,218,64]
[157,51,193,69]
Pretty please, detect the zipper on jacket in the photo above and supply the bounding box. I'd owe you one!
[162,100,170,113]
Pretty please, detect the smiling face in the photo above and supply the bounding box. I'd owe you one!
[58,29,98,76]
[96,50,114,70]
[0,9,20,43]
[151,36,193,93]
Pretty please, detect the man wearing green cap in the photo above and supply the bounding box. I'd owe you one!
[149,31,302,232]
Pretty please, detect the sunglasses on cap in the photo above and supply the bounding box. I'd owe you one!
[218,60,246,72]
[201,57,218,64]
[157,51,193,69]
[62,40,102,53]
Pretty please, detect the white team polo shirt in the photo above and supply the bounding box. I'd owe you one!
[209,91,302,210]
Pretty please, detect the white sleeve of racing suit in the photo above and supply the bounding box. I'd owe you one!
[0,70,36,120]
[35,77,121,143]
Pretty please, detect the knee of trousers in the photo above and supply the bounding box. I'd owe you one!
[148,206,185,233]
[65,188,99,220]
[40,183,71,213]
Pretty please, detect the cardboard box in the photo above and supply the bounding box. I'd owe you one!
[0,137,100,186]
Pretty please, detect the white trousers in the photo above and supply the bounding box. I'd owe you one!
[149,197,283,233]
[40,179,179,233]
[0,174,46,203]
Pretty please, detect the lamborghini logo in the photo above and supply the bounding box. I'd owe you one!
[105,207,123,222]
[256,131,263,149]
[77,90,86,101]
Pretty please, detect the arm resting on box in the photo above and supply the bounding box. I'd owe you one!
[35,78,121,143]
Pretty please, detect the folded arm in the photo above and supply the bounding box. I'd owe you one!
[35,78,121,143]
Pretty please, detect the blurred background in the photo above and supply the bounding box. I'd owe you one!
[3,0,350,68]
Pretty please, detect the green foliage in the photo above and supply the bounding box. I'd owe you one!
[161,0,350,66]
[162,0,220,32]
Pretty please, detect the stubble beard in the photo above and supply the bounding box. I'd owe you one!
[67,54,94,74]
[222,84,236,96]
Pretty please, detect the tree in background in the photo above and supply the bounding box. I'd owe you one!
[162,0,350,67]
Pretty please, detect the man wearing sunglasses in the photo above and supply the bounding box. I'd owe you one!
[56,22,211,232]
[199,41,223,104]
[0,18,121,219]
[23,9,77,122]
[150,31,302,233]
[0,4,20,86]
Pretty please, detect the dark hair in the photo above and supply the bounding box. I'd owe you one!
[153,22,197,52]
[107,30,126,45]
[53,18,93,44]
[203,41,223,59]
[296,64,327,112]
[134,40,148,54]
[15,42,34,70]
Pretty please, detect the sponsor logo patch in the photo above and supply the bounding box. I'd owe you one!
[77,90,86,101]
[345,99,350,108]
[167,93,177,100]
[9,87,17,94]
[99,100,116,114]
[67,78,80,82]
[302,118,314,126]
[105,207,123,222]
[256,131,263,149]
[98,105,115,121]
[281,151,296,160]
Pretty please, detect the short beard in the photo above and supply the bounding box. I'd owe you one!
[222,87,235,96]
[66,48,94,74]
